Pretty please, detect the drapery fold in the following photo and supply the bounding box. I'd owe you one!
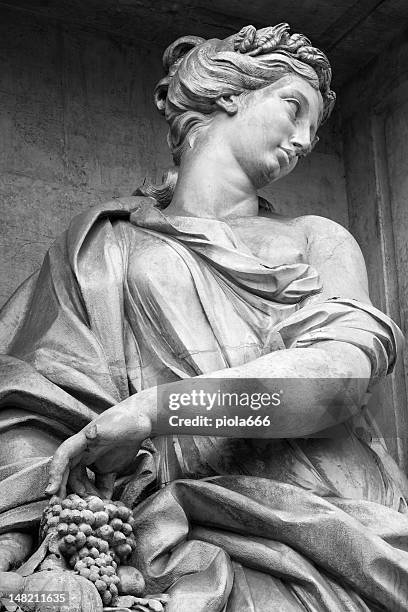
[130,477,408,611]
[0,196,407,609]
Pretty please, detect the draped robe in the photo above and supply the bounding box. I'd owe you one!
[1,197,408,610]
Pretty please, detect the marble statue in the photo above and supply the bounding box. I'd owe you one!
[1,22,408,611]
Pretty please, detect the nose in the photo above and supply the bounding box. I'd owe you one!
[290,124,312,157]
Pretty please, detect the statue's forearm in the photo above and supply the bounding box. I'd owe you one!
[116,340,371,439]
[54,340,372,496]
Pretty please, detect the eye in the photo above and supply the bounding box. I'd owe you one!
[284,98,301,118]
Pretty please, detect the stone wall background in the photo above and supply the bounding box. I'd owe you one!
[0,7,348,308]
[0,8,169,307]
[340,29,408,466]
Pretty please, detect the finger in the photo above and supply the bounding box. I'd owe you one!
[46,433,87,495]
[95,472,116,500]
[59,464,70,500]
[68,464,100,497]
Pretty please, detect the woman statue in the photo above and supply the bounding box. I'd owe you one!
[1,23,408,610]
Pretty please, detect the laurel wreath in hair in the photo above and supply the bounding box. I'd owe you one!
[234,23,309,56]
[234,23,334,115]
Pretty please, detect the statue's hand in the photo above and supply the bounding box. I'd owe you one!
[45,402,152,499]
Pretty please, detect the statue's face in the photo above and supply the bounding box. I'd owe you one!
[218,74,323,189]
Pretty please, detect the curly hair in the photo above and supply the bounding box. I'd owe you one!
[136,23,336,207]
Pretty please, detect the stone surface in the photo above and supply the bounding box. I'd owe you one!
[5,0,408,88]
[341,28,408,468]
[0,7,170,308]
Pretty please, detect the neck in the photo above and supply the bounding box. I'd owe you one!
[164,138,259,220]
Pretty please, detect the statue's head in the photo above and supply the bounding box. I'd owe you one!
[139,24,335,205]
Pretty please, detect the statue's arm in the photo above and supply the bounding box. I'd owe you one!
[144,215,373,434]
[47,216,379,497]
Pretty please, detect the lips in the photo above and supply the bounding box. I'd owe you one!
[277,147,296,166]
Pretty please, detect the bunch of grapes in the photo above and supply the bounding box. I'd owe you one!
[41,493,137,607]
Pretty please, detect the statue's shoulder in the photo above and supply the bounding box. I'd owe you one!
[295,215,369,296]
[294,215,356,246]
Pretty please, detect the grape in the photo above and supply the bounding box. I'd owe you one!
[78,522,92,536]
[57,523,69,537]
[115,543,132,560]
[126,537,136,551]
[77,498,87,510]
[105,503,118,519]
[83,556,94,567]
[79,567,91,580]
[95,557,106,567]
[97,538,107,551]
[89,564,100,575]
[81,509,96,525]
[67,493,82,510]
[74,560,86,572]
[122,522,133,536]
[61,499,74,510]
[49,495,62,506]
[71,509,82,524]
[86,535,98,548]
[94,511,109,527]
[95,579,107,593]
[52,504,62,515]
[86,496,105,512]
[89,547,99,559]
[68,523,78,536]
[96,524,113,541]
[64,534,76,547]
[60,509,72,522]
[75,532,87,548]
[116,506,132,521]
[101,566,115,577]
[47,516,59,530]
[67,493,82,503]
[110,518,123,531]
[78,546,90,559]
[112,531,126,545]
[109,583,118,597]
[98,539,109,553]
[89,572,99,583]
[102,591,112,606]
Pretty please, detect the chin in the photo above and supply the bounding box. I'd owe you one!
[253,159,282,189]
[274,158,298,182]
